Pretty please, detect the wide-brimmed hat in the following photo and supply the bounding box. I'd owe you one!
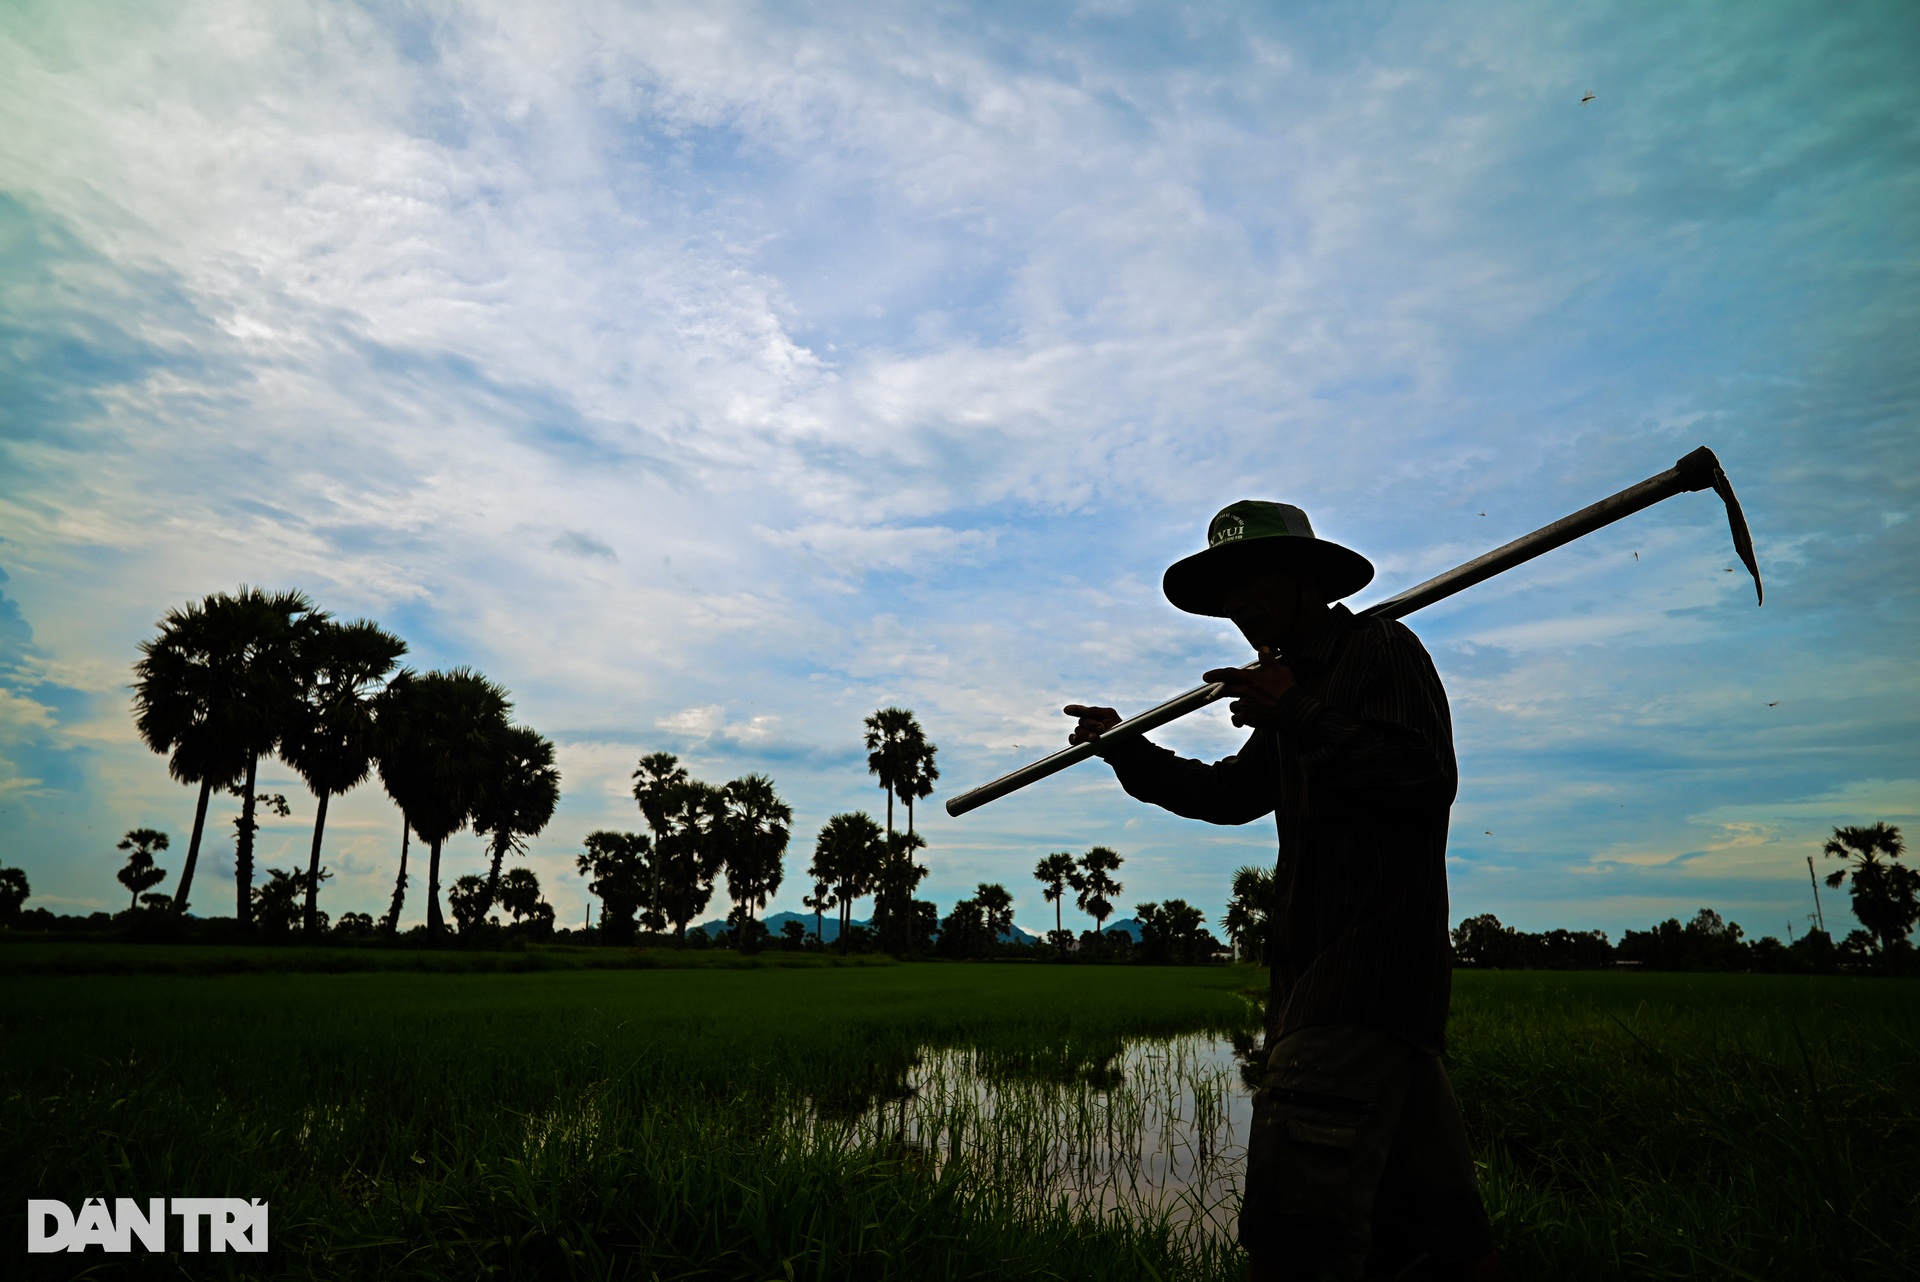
[1162,500,1375,616]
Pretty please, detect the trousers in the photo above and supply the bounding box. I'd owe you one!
[1240,1023,1495,1279]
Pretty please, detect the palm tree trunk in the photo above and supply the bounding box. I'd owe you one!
[485,833,509,912]
[172,776,214,916]
[426,837,445,938]
[814,904,822,943]
[384,821,409,935]
[235,754,259,927]
[303,790,330,936]
[649,860,662,939]
[1055,893,1062,939]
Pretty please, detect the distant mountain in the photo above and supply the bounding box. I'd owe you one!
[1102,917,1144,942]
[690,910,859,941]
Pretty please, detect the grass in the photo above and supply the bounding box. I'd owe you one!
[0,950,1913,1279]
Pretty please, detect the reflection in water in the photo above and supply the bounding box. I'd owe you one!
[829,1032,1263,1241]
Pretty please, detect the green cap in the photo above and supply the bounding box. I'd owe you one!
[1162,499,1374,616]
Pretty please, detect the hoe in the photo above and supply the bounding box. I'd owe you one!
[948,446,1760,817]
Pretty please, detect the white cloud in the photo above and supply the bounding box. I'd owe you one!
[0,688,55,732]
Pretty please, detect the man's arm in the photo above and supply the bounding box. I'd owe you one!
[1063,704,1276,825]
[1202,623,1455,809]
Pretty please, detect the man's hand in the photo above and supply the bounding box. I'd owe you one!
[1064,704,1122,746]
[1203,647,1296,728]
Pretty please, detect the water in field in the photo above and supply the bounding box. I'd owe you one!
[831,1032,1260,1242]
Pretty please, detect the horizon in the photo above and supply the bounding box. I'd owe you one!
[2,1,1915,945]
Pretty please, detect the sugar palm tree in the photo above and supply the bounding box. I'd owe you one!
[497,866,542,920]
[372,670,420,934]
[1033,851,1082,942]
[132,587,316,924]
[975,882,1015,943]
[802,882,833,940]
[718,774,792,933]
[872,831,929,953]
[373,668,512,938]
[447,873,493,933]
[803,875,837,947]
[471,725,562,911]
[1223,864,1276,963]
[1076,845,1124,938]
[215,588,316,928]
[893,719,938,849]
[631,752,690,935]
[116,829,170,911]
[280,619,407,934]
[133,597,240,918]
[497,867,553,935]
[815,812,884,952]
[655,779,726,943]
[1822,823,1917,954]
[864,707,916,846]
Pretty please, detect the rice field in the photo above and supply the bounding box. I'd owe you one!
[0,949,1913,1279]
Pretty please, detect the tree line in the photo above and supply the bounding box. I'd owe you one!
[128,587,560,937]
[560,793,1233,963]
[20,596,1239,955]
[1450,824,1916,975]
[575,754,793,946]
[14,773,1908,972]
[570,708,941,952]
[18,828,1275,968]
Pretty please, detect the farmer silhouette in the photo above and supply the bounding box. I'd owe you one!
[1066,501,1499,1282]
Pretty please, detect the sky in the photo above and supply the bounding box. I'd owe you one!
[1,0,1915,943]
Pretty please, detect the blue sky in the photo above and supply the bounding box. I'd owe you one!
[1,0,1914,942]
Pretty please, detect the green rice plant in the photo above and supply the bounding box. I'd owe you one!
[0,939,902,978]
[1,956,1257,1280]
[1447,972,1918,1280]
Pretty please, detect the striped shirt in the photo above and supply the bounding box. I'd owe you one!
[1100,603,1456,1053]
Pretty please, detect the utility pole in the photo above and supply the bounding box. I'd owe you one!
[1806,856,1827,936]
